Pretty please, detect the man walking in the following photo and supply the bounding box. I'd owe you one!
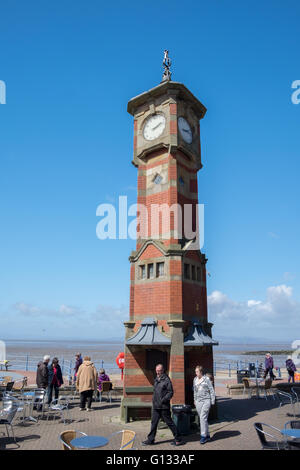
[36,355,50,389]
[142,364,183,446]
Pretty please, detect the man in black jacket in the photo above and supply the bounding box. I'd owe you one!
[142,364,183,446]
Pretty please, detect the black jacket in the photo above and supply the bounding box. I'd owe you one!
[48,363,64,386]
[36,361,49,388]
[152,374,174,409]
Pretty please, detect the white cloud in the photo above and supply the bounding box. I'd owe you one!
[283,272,296,281]
[14,302,42,316]
[247,300,262,307]
[59,304,83,316]
[268,232,280,239]
[9,302,128,339]
[208,284,300,337]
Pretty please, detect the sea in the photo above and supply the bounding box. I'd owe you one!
[3,338,294,375]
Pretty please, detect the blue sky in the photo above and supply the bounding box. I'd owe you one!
[0,0,299,341]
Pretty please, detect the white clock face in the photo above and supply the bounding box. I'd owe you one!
[143,114,166,141]
[178,117,193,144]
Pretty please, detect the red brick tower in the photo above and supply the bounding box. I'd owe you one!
[121,73,218,421]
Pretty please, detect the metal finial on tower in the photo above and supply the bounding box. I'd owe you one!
[162,50,172,82]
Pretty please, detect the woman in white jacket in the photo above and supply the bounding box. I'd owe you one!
[193,365,216,444]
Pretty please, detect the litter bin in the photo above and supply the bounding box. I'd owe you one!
[237,369,249,384]
[172,405,192,435]
[248,363,256,378]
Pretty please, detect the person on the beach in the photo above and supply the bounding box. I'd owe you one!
[73,353,82,383]
[193,365,215,445]
[263,353,276,380]
[76,356,98,411]
[142,364,183,447]
[97,368,111,398]
[47,357,64,404]
[36,355,50,389]
[286,356,297,383]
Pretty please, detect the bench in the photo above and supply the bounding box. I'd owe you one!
[0,361,11,371]
[227,381,294,395]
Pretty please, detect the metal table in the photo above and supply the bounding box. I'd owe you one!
[281,429,300,439]
[71,435,109,449]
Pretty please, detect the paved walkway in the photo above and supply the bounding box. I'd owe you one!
[1,390,299,450]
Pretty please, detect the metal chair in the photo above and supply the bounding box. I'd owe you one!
[33,388,47,420]
[283,420,300,449]
[3,393,26,423]
[47,398,70,424]
[0,381,15,400]
[5,382,14,391]
[107,430,136,450]
[59,430,87,450]
[258,379,275,400]
[12,377,27,393]
[99,381,113,403]
[2,376,12,383]
[291,386,300,405]
[242,378,255,398]
[275,390,297,418]
[0,397,19,445]
[254,423,289,450]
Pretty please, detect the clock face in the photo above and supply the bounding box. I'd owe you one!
[178,117,193,144]
[143,113,166,141]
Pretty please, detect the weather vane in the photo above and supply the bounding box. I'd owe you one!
[162,50,172,82]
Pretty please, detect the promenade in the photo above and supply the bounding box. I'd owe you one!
[1,375,299,451]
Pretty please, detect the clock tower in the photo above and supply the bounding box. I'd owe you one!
[122,52,218,422]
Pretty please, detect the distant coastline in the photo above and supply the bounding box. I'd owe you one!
[241,350,293,356]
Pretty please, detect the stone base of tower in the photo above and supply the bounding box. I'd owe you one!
[121,342,218,423]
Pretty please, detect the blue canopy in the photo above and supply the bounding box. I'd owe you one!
[184,320,218,346]
[126,317,171,346]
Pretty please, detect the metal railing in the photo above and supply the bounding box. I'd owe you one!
[2,354,283,379]
[213,360,282,378]
[2,354,120,377]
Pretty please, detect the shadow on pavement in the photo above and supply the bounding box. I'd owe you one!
[0,433,40,450]
[215,395,299,423]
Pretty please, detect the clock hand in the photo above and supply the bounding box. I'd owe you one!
[152,122,162,130]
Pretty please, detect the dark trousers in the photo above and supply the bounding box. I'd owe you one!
[80,390,93,409]
[288,371,295,383]
[264,368,276,379]
[147,408,180,443]
[47,384,59,404]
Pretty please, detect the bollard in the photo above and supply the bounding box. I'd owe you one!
[278,367,281,378]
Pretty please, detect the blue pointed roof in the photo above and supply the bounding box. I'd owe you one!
[126,317,171,346]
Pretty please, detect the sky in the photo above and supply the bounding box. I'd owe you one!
[0,0,299,342]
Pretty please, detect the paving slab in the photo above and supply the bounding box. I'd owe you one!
[1,391,299,451]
